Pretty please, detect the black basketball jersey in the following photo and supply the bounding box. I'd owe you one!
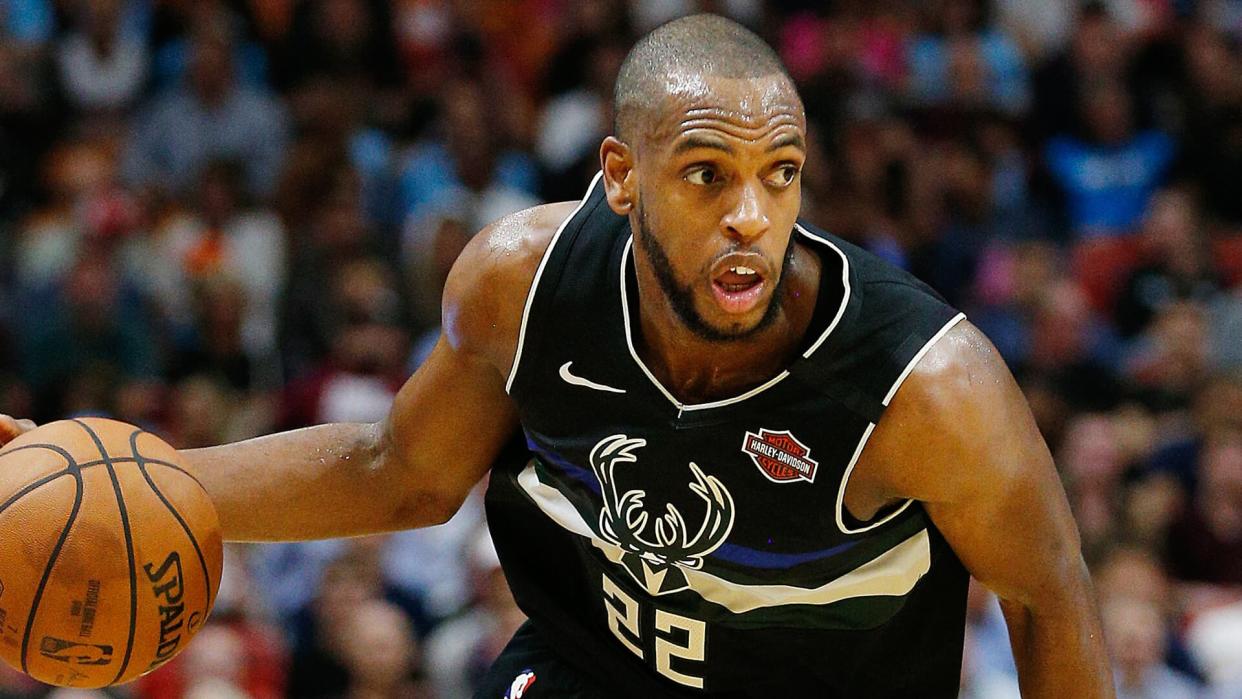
[487,173,971,697]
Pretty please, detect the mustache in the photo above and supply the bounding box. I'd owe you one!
[704,239,796,276]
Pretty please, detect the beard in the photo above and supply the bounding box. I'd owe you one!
[634,201,795,343]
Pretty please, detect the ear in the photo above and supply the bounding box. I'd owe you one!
[600,136,636,216]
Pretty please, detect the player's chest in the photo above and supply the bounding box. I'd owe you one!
[520,393,872,540]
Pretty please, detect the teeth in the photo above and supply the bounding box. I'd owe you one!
[729,266,757,275]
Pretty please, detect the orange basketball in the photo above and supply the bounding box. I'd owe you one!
[0,417,223,688]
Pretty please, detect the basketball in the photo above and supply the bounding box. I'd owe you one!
[0,418,223,688]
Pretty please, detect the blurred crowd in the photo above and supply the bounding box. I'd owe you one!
[0,0,1241,697]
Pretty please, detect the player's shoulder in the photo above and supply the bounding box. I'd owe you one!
[897,321,1005,405]
[862,320,1025,499]
[443,201,580,370]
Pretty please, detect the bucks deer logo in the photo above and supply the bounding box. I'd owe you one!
[588,435,735,596]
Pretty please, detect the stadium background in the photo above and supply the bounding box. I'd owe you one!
[0,0,1240,696]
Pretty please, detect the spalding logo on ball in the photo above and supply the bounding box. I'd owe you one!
[0,417,223,688]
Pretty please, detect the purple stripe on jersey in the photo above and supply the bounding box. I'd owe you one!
[711,539,859,568]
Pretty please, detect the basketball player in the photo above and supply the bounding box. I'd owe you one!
[1,15,1113,698]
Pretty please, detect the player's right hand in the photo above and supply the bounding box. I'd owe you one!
[0,414,37,447]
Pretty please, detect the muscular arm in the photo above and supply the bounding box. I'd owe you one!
[108,203,574,542]
[851,322,1113,698]
[179,335,514,541]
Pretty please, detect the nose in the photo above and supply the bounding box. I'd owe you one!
[721,181,770,243]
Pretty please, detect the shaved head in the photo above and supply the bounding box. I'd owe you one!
[613,14,795,144]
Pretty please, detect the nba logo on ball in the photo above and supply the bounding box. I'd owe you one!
[742,429,819,483]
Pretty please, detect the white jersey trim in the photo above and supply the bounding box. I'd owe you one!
[793,224,854,358]
[834,312,967,535]
[518,462,930,611]
[618,224,852,413]
[505,171,604,394]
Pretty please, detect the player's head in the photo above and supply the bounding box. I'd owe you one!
[600,14,806,342]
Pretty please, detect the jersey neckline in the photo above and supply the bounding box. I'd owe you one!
[618,223,855,414]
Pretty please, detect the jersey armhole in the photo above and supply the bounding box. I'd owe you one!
[505,172,604,395]
[834,312,966,535]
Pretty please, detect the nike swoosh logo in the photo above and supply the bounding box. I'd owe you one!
[559,362,627,394]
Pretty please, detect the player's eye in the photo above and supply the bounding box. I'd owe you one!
[765,165,799,188]
[685,166,720,186]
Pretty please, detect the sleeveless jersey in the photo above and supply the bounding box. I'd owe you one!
[487,173,971,697]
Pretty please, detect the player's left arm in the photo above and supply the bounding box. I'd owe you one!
[862,321,1113,698]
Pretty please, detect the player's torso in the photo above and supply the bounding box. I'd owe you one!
[492,174,969,697]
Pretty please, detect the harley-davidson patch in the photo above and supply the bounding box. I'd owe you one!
[742,429,819,483]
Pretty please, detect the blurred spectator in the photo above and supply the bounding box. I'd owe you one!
[139,160,286,387]
[249,489,487,625]
[994,0,1074,60]
[177,625,255,699]
[175,277,260,391]
[285,544,429,699]
[1187,601,1242,694]
[121,18,289,198]
[1021,279,1122,413]
[631,0,760,33]
[1044,79,1174,238]
[281,317,407,426]
[336,600,429,698]
[0,37,61,221]
[14,138,132,292]
[111,377,166,432]
[56,0,149,114]
[1060,414,1130,556]
[146,0,268,92]
[1123,301,1212,409]
[17,252,160,419]
[1093,545,1206,679]
[164,372,273,449]
[968,240,1059,366]
[1146,372,1242,495]
[279,258,407,427]
[535,35,625,202]
[1179,22,1242,226]
[1166,430,1242,584]
[279,172,397,378]
[0,0,53,48]
[905,138,996,306]
[274,0,402,91]
[1114,189,1219,338]
[1103,596,1199,698]
[278,77,403,228]
[397,78,539,227]
[425,528,527,699]
[906,0,1029,114]
[1031,3,1133,142]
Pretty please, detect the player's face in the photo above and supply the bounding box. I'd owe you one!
[633,73,806,341]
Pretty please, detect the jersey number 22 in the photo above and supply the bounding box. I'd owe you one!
[602,572,707,689]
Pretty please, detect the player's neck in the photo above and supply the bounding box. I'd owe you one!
[633,245,821,404]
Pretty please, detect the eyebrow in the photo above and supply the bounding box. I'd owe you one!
[767,132,805,152]
[673,135,736,155]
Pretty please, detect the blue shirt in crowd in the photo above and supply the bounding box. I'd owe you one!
[1045,131,1175,238]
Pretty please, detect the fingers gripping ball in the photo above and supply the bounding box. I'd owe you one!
[0,418,223,688]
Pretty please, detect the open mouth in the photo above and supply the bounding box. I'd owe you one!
[710,259,768,315]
